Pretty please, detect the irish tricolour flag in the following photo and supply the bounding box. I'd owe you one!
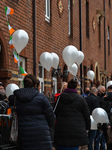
[9,36,14,49]
[13,51,19,63]
[5,7,14,15]
[19,66,27,76]
[7,22,15,35]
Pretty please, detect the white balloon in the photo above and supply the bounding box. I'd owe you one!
[51,53,59,69]
[107,81,112,88]
[12,29,29,54]
[87,70,95,81]
[68,63,78,76]
[6,83,19,98]
[62,45,79,67]
[75,51,84,66]
[90,115,98,130]
[92,108,109,124]
[40,52,53,71]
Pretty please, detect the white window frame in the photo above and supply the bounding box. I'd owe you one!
[68,0,71,36]
[39,64,44,93]
[18,56,26,88]
[52,77,57,94]
[45,0,50,23]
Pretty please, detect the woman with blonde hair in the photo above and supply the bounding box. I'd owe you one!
[55,82,68,102]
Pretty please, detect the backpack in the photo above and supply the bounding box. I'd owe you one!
[0,100,9,114]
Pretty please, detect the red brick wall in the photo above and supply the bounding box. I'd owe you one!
[0,0,112,93]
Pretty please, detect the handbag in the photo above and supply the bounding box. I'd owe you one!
[10,96,18,142]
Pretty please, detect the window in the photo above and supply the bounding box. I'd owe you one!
[86,0,89,37]
[45,0,50,22]
[109,0,111,7]
[39,64,44,93]
[98,17,101,47]
[108,26,110,55]
[18,56,26,88]
[68,0,73,36]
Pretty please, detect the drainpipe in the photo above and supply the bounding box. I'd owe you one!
[103,0,107,89]
[33,0,37,77]
[79,0,82,94]
[104,0,106,71]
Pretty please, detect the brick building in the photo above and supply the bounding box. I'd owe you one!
[0,0,112,96]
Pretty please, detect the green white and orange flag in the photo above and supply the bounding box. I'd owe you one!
[9,36,14,49]
[13,51,19,63]
[5,7,14,15]
[19,66,27,76]
[7,22,15,35]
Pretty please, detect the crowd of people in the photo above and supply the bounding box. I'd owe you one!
[0,74,112,150]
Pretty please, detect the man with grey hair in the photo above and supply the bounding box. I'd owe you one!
[94,85,106,150]
[86,87,100,150]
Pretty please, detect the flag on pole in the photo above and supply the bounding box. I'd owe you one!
[7,22,15,35]
[19,66,27,76]
[9,36,14,49]
[13,51,19,63]
[5,7,14,15]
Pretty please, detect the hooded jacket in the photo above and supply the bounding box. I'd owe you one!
[54,88,90,147]
[14,87,55,150]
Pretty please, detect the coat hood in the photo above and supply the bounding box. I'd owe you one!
[14,87,39,102]
[60,92,79,104]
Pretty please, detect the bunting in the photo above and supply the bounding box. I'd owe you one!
[13,51,19,63]
[7,22,15,35]
[19,66,27,76]
[5,7,14,15]
[5,7,28,76]
[9,35,14,49]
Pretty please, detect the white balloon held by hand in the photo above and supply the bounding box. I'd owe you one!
[87,70,95,81]
[40,52,53,71]
[62,45,79,67]
[6,83,19,98]
[51,53,59,69]
[75,51,84,66]
[12,29,29,54]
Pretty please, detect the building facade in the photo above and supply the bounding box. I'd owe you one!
[0,0,112,96]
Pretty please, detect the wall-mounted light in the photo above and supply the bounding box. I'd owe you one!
[87,66,90,70]
[52,66,62,78]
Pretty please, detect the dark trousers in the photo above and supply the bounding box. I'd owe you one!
[88,130,97,150]
[94,130,106,150]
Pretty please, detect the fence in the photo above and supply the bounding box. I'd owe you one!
[0,115,17,150]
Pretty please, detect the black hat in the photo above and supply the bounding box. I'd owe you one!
[0,82,5,88]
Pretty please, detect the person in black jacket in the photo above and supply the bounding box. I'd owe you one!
[9,74,55,150]
[54,79,90,150]
[102,85,112,150]
[86,87,100,150]
[94,85,106,150]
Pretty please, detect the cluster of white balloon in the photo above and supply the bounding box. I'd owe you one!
[62,45,84,76]
[12,29,29,54]
[39,45,96,83]
[39,45,85,77]
[40,52,59,71]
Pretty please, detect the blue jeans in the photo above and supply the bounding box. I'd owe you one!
[94,130,106,150]
[57,146,79,150]
[88,130,97,150]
